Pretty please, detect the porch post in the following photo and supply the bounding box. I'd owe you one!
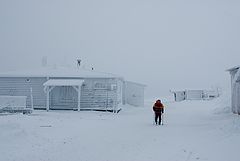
[78,86,81,111]
[46,86,49,111]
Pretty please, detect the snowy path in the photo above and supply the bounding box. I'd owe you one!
[0,99,239,161]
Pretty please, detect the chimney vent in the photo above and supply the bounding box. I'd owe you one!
[77,59,81,68]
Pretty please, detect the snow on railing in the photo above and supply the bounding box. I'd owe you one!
[0,96,27,112]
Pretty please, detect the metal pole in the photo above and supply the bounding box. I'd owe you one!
[30,87,33,110]
[46,86,49,111]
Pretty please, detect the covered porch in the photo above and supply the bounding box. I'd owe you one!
[43,79,84,111]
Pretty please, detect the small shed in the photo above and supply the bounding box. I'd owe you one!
[171,89,203,101]
[123,81,146,107]
[0,67,145,112]
[171,89,219,102]
[227,66,240,115]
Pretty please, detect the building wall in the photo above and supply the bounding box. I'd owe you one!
[0,77,47,108]
[230,69,240,114]
[48,77,121,110]
[231,71,236,114]
[116,79,123,106]
[80,78,120,110]
[0,77,122,111]
[186,90,203,100]
[233,82,240,114]
[124,81,145,107]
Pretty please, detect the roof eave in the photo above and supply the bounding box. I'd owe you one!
[0,75,123,79]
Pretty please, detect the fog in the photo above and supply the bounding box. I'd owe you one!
[0,0,240,98]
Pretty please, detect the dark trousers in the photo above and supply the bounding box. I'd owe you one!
[155,113,162,125]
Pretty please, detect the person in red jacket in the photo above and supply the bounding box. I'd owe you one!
[153,99,164,125]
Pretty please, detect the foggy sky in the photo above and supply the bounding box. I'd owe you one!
[0,0,240,98]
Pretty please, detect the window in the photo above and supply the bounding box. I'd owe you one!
[94,82,107,89]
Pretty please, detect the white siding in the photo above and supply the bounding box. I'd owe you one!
[117,79,123,105]
[234,82,240,114]
[186,90,203,100]
[0,77,122,111]
[124,81,145,107]
[0,77,47,109]
[81,78,121,110]
[230,69,240,114]
[48,78,120,110]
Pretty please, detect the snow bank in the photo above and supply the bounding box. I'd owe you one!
[212,90,232,115]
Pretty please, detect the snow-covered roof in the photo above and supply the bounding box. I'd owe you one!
[233,68,240,83]
[0,67,123,79]
[226,66,240,83]
[43,79,84,86]
[226,66,240,72]
[171,88,204,92]
[170,88,211,92]
[125,81,146,87]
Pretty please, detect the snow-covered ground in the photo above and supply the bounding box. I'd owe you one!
[0,97,240,161]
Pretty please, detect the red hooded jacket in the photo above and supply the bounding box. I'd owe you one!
[153,101,164,114]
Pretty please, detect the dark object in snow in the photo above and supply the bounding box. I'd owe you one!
[40,125,52,128]
[0,108,32,114]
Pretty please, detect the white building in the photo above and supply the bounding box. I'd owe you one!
[0,67,145,112]
[171,89,219,102]
[227,66,240,115]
